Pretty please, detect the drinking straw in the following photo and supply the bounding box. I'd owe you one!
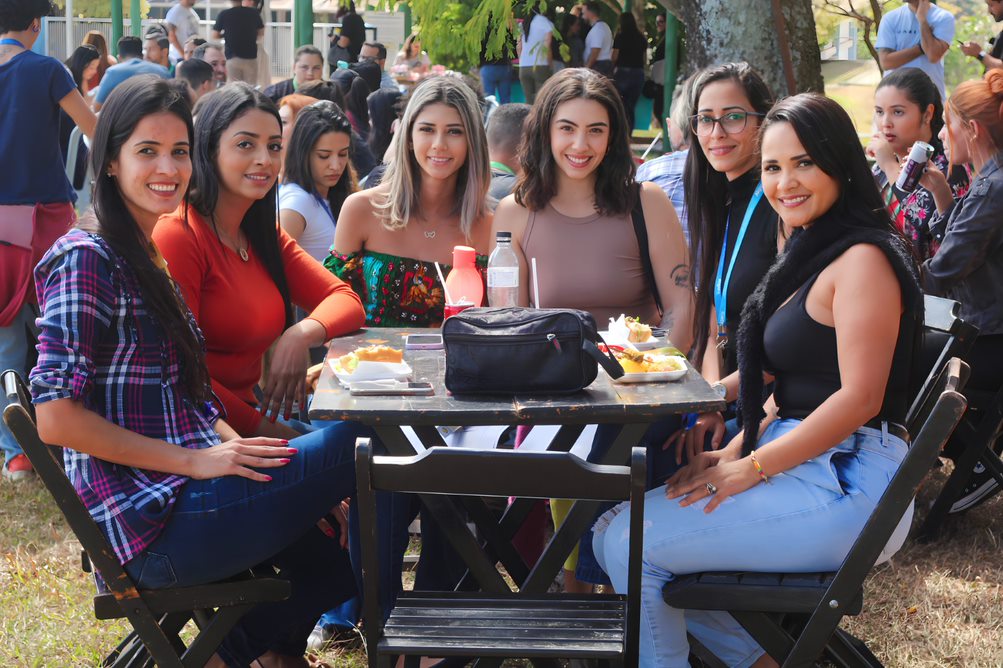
[531,257,541,309]
[434,261,454,304]
[640,134,661,161]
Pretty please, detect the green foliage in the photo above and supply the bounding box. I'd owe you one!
[945,12,998,93]
[51,0,150,19]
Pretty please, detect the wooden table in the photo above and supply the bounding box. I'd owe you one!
[310,328,725,593]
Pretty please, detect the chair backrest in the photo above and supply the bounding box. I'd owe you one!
[355,440,647,665]
[782,358,969,667]
[906,295,977,433]
[1,370,139,603]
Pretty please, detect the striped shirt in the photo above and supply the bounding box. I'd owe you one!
[30,230,221,565]
[636,148,690,246]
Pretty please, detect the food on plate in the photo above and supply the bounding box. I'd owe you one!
[336,345,403,373]
[613,348,686,374]
[625,317,653,343]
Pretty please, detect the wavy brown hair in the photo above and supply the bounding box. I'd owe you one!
[514,67,637,215]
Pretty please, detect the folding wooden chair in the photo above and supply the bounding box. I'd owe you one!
[663,358,969,668]
[1,370,291,668]
[355,440,647,668]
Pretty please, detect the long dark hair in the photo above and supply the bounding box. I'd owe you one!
[83,75,212,403]
[614,11,641,41]
[515,67,637,214]
[685,62,774,366]
[332,68,371,135]
[366,87,401,159]
[188,83,293,329]
[284,100,357,218]
[876,67,946,157]
[65,44,99,93]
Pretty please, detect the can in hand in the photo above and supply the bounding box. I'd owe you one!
[895,141,935,193]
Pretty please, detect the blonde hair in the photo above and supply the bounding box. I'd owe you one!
[377,76,490,239]
[946,69,1003,162]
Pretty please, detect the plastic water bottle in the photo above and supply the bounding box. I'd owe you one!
[487,231,520,307]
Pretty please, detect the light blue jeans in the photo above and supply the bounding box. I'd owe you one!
[1,304,37,465]
[593,418,911,667]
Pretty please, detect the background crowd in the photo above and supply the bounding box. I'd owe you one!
[4,0,1003,666]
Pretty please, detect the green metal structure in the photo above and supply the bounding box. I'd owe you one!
[111,0,123,53]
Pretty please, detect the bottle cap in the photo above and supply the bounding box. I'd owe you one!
[495,231,512,241]
[452,245,476,266]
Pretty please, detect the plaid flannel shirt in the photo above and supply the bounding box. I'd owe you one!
[30,230,221,564]
[636,148,689,247]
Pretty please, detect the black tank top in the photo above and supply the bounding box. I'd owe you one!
[763,268,914,424]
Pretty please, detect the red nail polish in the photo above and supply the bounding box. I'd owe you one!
[279,458,290,464]
[286,447,298,454]
[280,440,290,445]
[269,415,277,423]
[264,475,273,482]
[322,526,336,538]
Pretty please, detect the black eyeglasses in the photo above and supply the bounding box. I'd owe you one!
[690,110,765,136]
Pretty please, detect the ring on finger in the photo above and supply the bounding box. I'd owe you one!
[705,482,717,495]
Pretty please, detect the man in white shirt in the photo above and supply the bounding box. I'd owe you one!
[582,1,613,76]
[165,0,201,63]
[875,0,954,99]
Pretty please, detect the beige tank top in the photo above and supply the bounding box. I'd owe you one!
[522,203,661,327]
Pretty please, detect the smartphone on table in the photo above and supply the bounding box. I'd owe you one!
[405,333,444,350]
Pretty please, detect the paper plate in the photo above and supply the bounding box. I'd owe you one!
[598,330,665,351]
[611,367,688,383]
[330,359,413,387]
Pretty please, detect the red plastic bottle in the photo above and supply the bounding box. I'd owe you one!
[444,245,484,307]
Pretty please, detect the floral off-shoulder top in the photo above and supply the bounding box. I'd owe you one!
[325,248,487,327]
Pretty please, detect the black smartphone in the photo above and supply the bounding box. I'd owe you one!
[349,381,434,396]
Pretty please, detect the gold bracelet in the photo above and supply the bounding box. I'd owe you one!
[750,451,770,484]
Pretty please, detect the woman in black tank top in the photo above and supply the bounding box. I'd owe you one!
[592,95,924,666]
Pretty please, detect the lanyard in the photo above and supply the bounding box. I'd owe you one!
[490,161,515,176]
[0,38,26,48]
[713,182,764,345]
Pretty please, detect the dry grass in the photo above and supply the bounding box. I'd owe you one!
[2,462,1002,667]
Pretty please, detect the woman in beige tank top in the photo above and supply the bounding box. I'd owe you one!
[492,67,693,595]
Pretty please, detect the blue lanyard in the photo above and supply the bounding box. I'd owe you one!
[713,182,764,342]
[0,38,26,48]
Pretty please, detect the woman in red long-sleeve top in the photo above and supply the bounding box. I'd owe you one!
[156,83,364,440]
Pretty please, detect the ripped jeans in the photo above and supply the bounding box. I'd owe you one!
[592,418,911,667]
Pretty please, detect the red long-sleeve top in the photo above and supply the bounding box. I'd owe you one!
[155,206,364,434]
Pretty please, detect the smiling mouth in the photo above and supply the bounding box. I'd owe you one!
[565,154,592,168]
[708,146,736,156]
[148,183,179,194]
[427,156,452,165]
[779,195,810,207]
[245,174,271,183]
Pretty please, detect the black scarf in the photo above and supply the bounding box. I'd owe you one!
[736,204,924,454]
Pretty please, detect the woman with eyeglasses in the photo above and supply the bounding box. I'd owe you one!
[670,62,779,463]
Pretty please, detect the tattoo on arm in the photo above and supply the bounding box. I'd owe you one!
[670,264,692,289]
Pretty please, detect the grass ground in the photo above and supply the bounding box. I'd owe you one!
[2,462,1002,667]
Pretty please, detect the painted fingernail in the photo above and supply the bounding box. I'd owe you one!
[280,440,290,445]
[269,415,277,423]
[284,411,291,420]
[279,458,290,464]
[264,475,273,482]
[286,447,298,454]
[322,525,336,538]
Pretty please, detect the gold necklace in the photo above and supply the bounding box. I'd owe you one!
[211,215,249,261]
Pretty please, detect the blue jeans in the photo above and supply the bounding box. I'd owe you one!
[1,304,37,464]
[479,64,512,104]
[123,420,371,667]
[593,419,911,667]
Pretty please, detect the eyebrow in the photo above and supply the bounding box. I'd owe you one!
[762,153,810,164]
[416,121,464,127]
[133,140,190,147]
[696,105,746,113]
[555,118,608,127]
[233,131,282,140]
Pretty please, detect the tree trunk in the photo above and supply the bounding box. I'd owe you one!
[657,0,823,96]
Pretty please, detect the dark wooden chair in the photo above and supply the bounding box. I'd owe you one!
[663,358,969,668]
[355,440,647,668]
[1,370,291,668]
[910,296,1003,539]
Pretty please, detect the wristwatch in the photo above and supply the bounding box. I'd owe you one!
[979,50,988,61]
[710,382,727,400]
